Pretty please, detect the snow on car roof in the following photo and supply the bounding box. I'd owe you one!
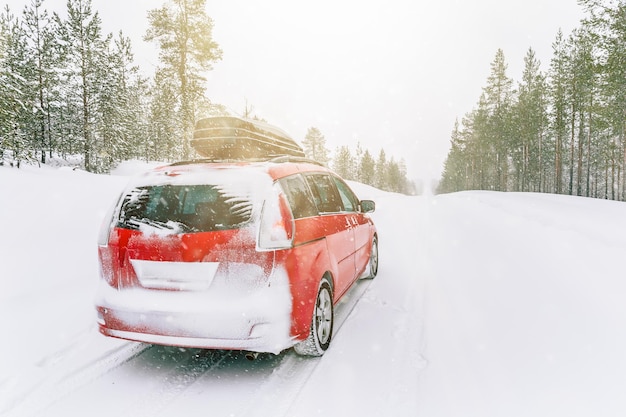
[122,162,276,211]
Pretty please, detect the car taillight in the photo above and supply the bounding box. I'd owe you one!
[97,201,117,247]
[257,184,294,251]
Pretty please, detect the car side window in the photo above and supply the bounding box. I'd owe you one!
[332,176,359,212]
[305,174,343,213]
[279,175,319,219]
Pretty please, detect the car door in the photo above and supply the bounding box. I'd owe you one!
[304,173,356,298]
[332,176,372,278]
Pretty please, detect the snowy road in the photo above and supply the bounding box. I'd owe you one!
[3,164,626,416]
[1,164,423,417]
[4,278,372,417]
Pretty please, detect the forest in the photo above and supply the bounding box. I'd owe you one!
[0,0,413,194]
[438,1,626,201]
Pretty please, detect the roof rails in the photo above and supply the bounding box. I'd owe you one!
[167,155,326,167]
[269,156,325,166]
[168,158,250,166]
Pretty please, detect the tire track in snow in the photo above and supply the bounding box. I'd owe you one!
[4,336,149,417]
[6,279,373,417]
[126,349,234,417]
[238,278,372,417]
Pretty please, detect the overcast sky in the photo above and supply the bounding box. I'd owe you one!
[4,0,584,179]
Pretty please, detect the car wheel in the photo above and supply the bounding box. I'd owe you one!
[294,277,334,356]
[362,235,379,279]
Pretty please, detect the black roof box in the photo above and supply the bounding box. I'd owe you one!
[191,116,305,160]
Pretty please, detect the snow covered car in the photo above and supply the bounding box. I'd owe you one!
[96,158,378,356]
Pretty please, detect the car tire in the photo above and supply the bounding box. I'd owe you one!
[362,235,379,279]
[294,277,334,356]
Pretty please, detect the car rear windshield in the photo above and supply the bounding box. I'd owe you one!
[116,184,253,233]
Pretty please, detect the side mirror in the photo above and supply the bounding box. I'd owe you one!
[360,200,375,213]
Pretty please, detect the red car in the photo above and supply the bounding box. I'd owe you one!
[96,157,378,356]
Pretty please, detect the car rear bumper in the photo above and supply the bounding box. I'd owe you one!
[95,268,294,354]
[98,324,291,353]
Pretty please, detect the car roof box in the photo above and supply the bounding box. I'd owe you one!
[191,116,306,160]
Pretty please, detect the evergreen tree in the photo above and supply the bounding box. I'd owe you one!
[600,5,626,200]
[512,47,548,192]
[439,119,467,193]
[358,148,376,185]
[54,0,108,172]
[469,93,493,189]
[568,28,597,197]
[483,49,514,190]
[374,149,388,190]
[438,2,626,202]
[548,29,571,194]
[0,6,32,167]
[386,157,407,193]
[332,145,354,180]
[145,0,222,160]
[96,31,145,171]
[147,67,180,161]
[22,0,58,164]
[302,126,330,165]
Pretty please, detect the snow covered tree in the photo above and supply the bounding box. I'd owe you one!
[0,6,32,167]
[54,0,108,172]
[145,0,222,160]
[22,0,59,164]
[146,67,181,162]
[95,32,147,171]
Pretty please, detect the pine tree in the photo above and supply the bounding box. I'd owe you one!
[302,126,330,165]
[54,0,108,172]
[483,49,514,191]
[470,93,492,190]
[513,47,548,192]
[22,0,58,164]
[549,29,571,194]
[147,67,180,161]
[145,0,222,160]
[358,148,376,185]
[0,5,32,167]
[96,31,144,171]
[602,5,626,200]
[567,28,597,197]
[332,145,354,180]
[374,149,388,190]
[386,157,403,193]
[439,119,468,193]
[577,1,616,199]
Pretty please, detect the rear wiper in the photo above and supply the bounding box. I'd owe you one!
[125,218,195,233]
